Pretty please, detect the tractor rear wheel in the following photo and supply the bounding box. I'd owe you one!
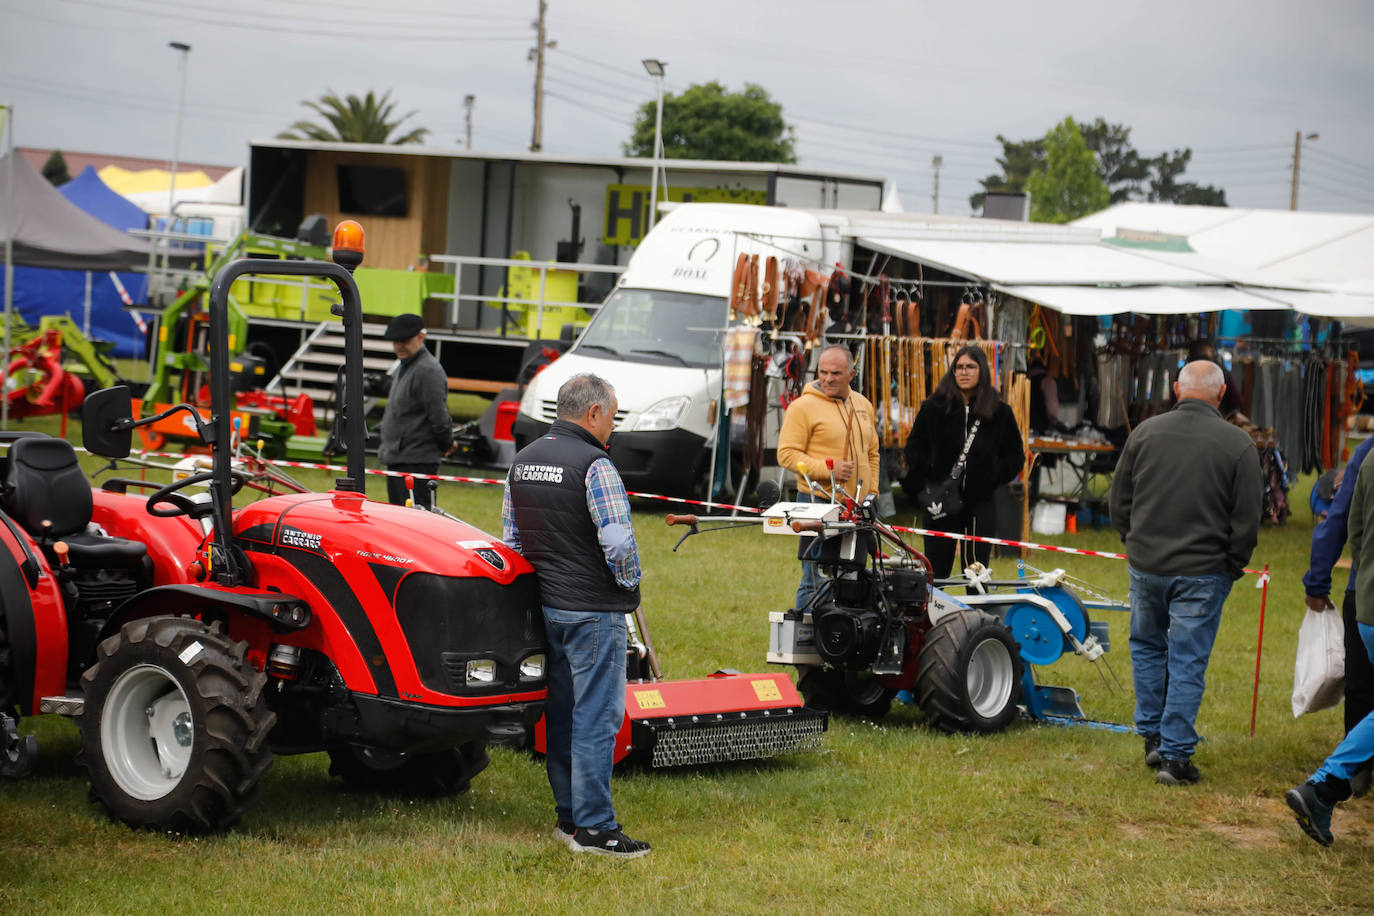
[77,617,276,832]
[327,740,490,796]
[915,609,1023,734]
[797,666,895,719]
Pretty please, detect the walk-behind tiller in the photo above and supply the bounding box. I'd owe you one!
[668,474,1125,733]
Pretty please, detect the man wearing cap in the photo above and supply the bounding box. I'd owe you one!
[378,313,452,508]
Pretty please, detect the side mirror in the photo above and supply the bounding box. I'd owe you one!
[81,385,134,459]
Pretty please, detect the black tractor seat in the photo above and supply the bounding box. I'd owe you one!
[2,436,148,570]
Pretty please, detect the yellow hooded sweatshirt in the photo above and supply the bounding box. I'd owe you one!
[776,381,881,499]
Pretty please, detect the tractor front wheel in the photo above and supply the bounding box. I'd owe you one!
[915,610,1023,734]
[797,666,895,719]
[327,740,490,796]
[77,617,276,832]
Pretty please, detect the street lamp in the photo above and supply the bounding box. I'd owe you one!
[167,41,191,228]
[642,58,666,233]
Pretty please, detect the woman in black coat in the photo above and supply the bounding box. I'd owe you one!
[904,345,1024,579]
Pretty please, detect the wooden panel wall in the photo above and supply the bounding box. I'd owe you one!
[302,151,448,270]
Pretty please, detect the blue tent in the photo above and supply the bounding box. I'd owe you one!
[0,159,149,357]
[60,166,149,233]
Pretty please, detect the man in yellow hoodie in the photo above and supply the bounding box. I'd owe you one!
[776,345,881,610]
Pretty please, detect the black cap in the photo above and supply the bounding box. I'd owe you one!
[383,313,425,341]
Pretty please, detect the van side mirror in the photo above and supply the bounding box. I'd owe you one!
[81,386,134,459]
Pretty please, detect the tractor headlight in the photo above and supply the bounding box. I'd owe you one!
[633,395,688,431]
[465,659,497,686]
[519,653,545,681]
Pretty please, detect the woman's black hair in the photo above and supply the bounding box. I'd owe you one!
[931,344,1001,420]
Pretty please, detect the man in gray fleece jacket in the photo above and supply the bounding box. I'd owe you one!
[1109,359,1261,786]
[378,313,453,508]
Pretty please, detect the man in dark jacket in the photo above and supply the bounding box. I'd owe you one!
[501,373,650,859]
[1302,435,1374,795]
[1110,359,1262,786]
[377,313,452,508]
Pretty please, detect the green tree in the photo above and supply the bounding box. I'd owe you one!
[42,149,71,186]
[1026,117,1110,223]
[1079,118,1149,204]
[624,82,796,163]
[970,117,1227,213]
[278,90,429,145]
[969,135,1044,212]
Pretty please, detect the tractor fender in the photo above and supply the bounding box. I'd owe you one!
[101,584,312,643]
[0,512,67,715]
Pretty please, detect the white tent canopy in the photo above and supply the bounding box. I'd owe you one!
[843,204,1374,321]
[124,166,244,214]
[991,284,1290,318]
[859,235,1224,287]
[1072,202,1374,292]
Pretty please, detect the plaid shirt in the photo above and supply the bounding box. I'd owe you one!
[502,456,641,589]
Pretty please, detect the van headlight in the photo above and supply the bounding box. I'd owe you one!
[518,384,541,418]
[633,396,688,431]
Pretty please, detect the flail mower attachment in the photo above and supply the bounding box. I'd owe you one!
[533,606,828,769]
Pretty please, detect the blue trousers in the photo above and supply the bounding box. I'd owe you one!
[1128,567,1234,761]
[1313,622,1374,786]
[542,607,626,832]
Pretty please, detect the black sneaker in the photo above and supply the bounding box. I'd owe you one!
[554,820,576,849]
[1143,735,1162,769]
[571,826,651,859]
[1285,783,1334,847]
[1155,757,1201,786]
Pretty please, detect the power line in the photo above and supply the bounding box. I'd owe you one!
[50,0,532,41]
[543,65,643,107]
[548,47,651,84]
[543,89,633,128]
[789,113,999,152]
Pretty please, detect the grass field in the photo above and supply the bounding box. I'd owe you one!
[3,413,1373,915]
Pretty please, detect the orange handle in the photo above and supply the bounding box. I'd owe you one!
[791,519,825,533]
[665,514,699,526]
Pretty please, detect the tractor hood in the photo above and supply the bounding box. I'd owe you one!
[234,491,531,584]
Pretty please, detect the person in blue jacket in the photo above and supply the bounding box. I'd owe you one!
[1301,434,1374,795]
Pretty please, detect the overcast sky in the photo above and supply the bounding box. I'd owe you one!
[3,0,1372,216]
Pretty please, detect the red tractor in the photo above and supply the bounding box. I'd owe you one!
[0,224,548,832]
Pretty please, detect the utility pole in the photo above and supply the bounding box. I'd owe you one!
[931,155,943,214]
[463,94,475,150]
[529,0,548,152]
[1290,130,1318,211]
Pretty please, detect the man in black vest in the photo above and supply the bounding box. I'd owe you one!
[502,373,650,859]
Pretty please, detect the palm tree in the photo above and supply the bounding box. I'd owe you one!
[278,90,429,145]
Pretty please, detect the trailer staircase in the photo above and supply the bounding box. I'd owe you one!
[265,320,397,422]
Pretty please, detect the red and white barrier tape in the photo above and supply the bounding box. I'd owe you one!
[34,442,1265,576]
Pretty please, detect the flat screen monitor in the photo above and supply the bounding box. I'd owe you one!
[336,164,407,217]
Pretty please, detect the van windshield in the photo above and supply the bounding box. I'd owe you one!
[575,288,728,368]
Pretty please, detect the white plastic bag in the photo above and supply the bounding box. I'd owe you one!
[1292,607,1345,717]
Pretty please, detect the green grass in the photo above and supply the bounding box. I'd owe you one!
[4,413,1374,914]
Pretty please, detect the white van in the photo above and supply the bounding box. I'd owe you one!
[511,203,836,498]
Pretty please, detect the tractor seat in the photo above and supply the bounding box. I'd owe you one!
[3,436,148,569]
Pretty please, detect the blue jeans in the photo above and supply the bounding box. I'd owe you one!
[1128,567,1234,761]
[795,491,827,611]
[1313,623,1374,785]
[542,607,626,831]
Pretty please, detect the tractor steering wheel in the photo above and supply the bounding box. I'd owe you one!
[146,470,248,518]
